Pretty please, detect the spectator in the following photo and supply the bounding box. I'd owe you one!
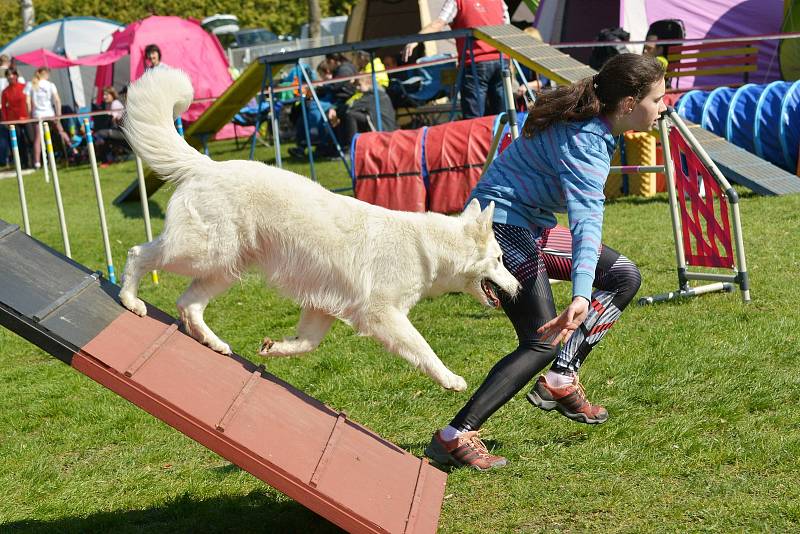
[342,73,396,142]
[1,67,33,168]
[94,86,128,164]
[288,60,339,159]
[144,44,170,71]
[25,67,72,168]
[313,53,358,158]
[403,0,510,119]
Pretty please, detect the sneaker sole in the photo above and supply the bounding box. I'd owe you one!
[526,390,608,425]
[423,443,506,472]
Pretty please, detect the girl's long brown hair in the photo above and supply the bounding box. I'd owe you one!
[522,54,665,137]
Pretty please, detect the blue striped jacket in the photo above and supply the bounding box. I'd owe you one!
[468,116,618,301]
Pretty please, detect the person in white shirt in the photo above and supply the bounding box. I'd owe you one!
[25,67,72,168]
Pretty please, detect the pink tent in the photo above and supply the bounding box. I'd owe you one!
[94,16,237,134]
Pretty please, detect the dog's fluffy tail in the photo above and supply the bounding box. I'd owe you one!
[121,68,207,182]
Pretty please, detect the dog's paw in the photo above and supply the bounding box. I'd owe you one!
[120,292,147,317]
[441,374,467,392]
[206,339,232,355]
[258,337,275,356]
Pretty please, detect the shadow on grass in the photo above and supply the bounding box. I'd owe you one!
[115,197,165,221]
[3,489,344,534]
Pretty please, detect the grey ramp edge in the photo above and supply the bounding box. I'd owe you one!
[0,218,172,361]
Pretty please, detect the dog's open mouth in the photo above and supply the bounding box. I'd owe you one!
[481,279,501,308]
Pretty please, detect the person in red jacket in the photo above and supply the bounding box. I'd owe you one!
[403,0,510,119]
[1,68,33,168]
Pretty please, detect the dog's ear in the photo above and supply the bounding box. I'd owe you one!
[475,201,495,234]
[462,198,482,219]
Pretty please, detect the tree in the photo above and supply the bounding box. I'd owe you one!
[20,0,34,32]
[308,0,321,44]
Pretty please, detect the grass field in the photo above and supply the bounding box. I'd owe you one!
[1,139,799,533]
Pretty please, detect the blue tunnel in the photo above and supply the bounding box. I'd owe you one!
[676,81,800,172]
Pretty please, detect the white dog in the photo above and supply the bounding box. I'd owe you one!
[118,68,520,391]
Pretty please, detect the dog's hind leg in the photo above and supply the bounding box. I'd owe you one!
[119,239,163,317]
[177,274,235,355]
[361,310,467,392]
[260,307,334,357]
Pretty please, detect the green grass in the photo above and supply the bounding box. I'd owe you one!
[1,139,799,533]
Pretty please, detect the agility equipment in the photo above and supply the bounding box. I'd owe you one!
[677,81,800,173]
[0,218,446,533]
[477,24,800,196]
[351,116,494,213]
[352,128,427,212]
[639,109,750,304]
[82,119,116,284]
[8,125,31,235]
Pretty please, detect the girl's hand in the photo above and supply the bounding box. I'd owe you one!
[537,296,590,345]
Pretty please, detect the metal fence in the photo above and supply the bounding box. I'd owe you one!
[227,35,343,71]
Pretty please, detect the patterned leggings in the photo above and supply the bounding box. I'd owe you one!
[450,222,642,431]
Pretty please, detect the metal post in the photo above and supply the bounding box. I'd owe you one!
[481,114,508,176]
[369,52,382,132]
[43,122,70,257]
[501,69,518,139]
[84,119,116,284]
[9,125,31,235]
[511,58,536,105]
[134,155,159,285]
[39,120,50,183]
[450,38,470,122]
[659,113,689,290]
[175,116,184,137]
[297,63,317,182]
[266,65,282,168]
[251,62,271,162]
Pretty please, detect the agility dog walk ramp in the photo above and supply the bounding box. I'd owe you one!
[0,218,446,534]
[476,24,800,197]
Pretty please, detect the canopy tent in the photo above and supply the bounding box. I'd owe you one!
[534,0,785,89]
[93,16,234,124]
[1,17,123,110]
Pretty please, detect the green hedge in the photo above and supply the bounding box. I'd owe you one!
[1,0,357,48]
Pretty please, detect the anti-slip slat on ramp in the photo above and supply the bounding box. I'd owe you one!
[0,218,446,534]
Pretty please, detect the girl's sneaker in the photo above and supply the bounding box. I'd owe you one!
[527,375,609,424]
[424,430,507,471]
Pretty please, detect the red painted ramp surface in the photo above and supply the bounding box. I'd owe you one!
[0,220,446,534]
[75,313,446,534]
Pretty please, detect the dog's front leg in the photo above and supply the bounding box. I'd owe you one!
[260,307,334,357]
[363,310,467,392]
[119,239,163,316]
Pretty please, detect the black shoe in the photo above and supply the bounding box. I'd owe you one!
[312,146,340,160]
[288,146,306,160]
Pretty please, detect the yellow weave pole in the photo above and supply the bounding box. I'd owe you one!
[43,122,71,257]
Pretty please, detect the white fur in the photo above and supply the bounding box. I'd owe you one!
[119,68,521,391]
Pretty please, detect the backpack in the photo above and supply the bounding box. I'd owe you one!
[589,27,630,71]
